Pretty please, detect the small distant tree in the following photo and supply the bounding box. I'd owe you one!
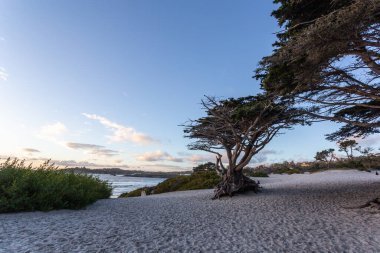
[192,162,216,173]
[315,148,336,168]
[356,146,375,157]
[184,94,304,199]
[338,140,358,159]
[356,146,376,170]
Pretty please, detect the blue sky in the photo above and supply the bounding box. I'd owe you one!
[0,1,378,171]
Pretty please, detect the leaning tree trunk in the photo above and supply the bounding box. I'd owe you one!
[212,169,260,199]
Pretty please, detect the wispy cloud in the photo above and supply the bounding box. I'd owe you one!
[137,150,183,162]
[89,149,119,157]
[82,113,156,145]
[52,159,129,168]
[23,148,41,156]
[0,67,8,81]
[66,142,119,157]
[66,142,104,150]
[138,164,190,172]
[23,148,40,153]
[186,154,215,163]
[38,122,68,142]
[250,149,279,164]
[0,156,128,169]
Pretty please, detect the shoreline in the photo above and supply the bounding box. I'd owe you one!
[1,170,380,252]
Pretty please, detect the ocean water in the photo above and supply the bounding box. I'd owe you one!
[94,174,166,198]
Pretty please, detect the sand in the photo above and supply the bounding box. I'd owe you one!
[1,170,380,253]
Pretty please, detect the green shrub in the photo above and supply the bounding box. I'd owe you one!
[119,171,220,198]
[0,158,112,213]
[276,168,302,174]
[118,186,155,198]
[245,171,269,177]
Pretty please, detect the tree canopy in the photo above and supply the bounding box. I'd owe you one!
[184,94,304,198]
[338,139,358,159]
[256,0,380,140]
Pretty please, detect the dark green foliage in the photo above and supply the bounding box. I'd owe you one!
[118,187,154,198]
[257,0,380,140]
[156,171,220,193]
[0,158,112,213]
[276,167,302,175]
[192,162,216,173]
[119,171,220,198]
[254,161,305,174]
[338,139,358,159]
[184,95,305,175]
[272,0,353,42]
[253,154,380,174]
[314,149,335,162]
[183,95,305,198]
[244,170,269,177]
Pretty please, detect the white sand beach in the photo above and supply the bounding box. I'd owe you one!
[1,170,380,253]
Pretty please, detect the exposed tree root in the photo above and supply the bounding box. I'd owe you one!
[344,197,380,210]
[212,173,260,200]
[358,197,380,210]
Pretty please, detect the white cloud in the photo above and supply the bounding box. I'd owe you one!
[138,164,190,172]
[355,134,380,147]
[89,149,119,157]
[186,154,214,163]
[66,142,104,150]
[260,150,279,156]
[0,67,8,81]
[52,159,129,168]
[136,150,183,162]
[38,122,67,142]
[82,113,156,145]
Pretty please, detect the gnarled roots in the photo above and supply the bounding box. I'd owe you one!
[212,172,260,199]
[359,197,380,210]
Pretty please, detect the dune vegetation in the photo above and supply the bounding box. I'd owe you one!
[0,158,112,213]
[119,170,220,198]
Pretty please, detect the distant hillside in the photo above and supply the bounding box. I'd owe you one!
[62,167,191,178]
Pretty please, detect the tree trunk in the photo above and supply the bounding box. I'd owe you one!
[212,169,260,200]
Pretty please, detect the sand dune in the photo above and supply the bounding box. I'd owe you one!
[1,170,380,252]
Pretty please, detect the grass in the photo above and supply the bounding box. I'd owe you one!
[0,158,112,213]
[119,171,220,198]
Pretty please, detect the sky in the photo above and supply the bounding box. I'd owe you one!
[0,0,378,171]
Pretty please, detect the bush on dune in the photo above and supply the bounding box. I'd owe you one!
[0,158,112,213]
[244,170,269,177]
[119,171,220,198]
